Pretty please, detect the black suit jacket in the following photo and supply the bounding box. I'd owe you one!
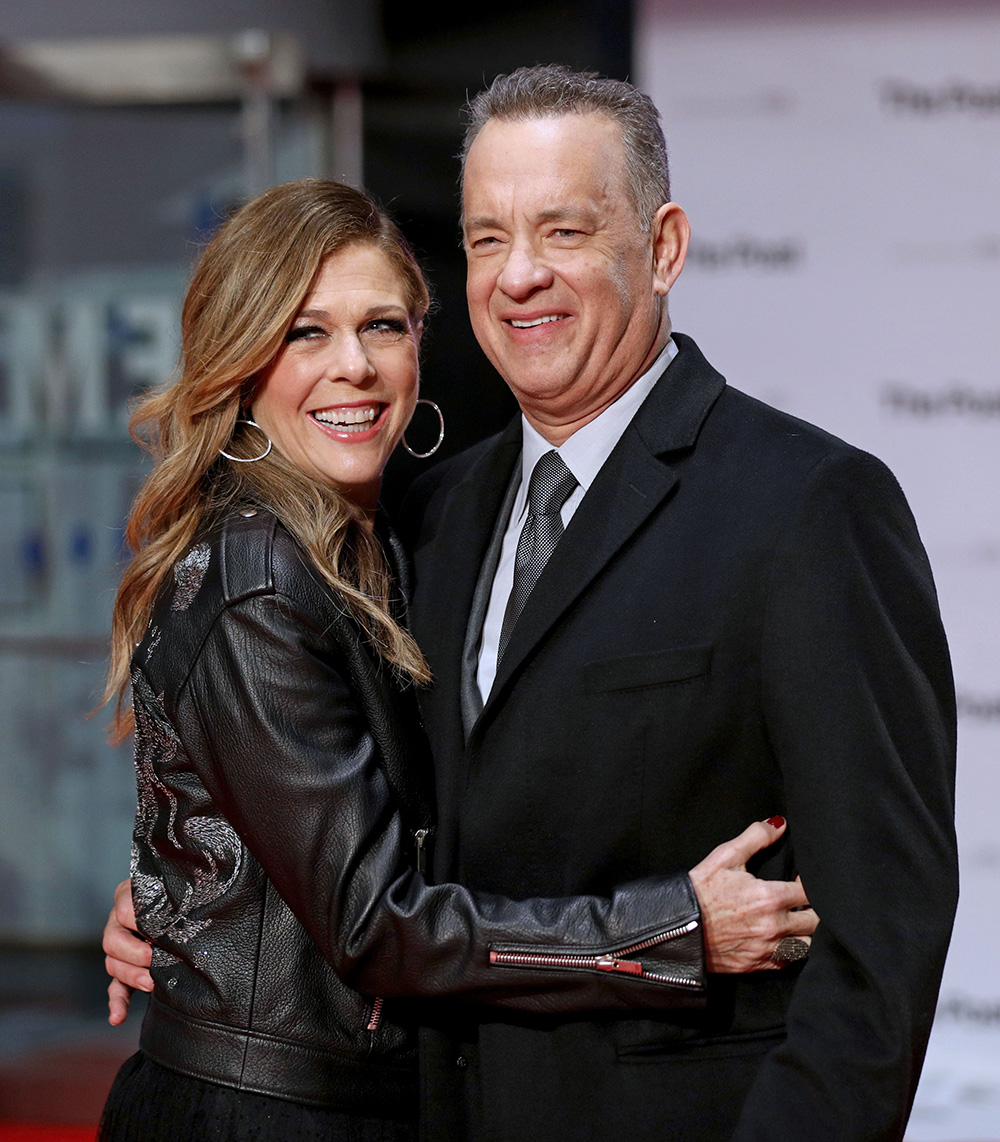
[403,335,958,1142]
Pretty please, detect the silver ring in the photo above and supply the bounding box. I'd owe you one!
[770,936,810,964]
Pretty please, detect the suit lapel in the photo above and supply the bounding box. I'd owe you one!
[478,335,726,724]
[410,421,522,725]
[460,467,521,736]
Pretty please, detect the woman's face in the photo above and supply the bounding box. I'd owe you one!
[251,244,421,515]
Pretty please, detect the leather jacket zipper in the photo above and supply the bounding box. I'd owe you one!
[414,827,432,873]
[489,920,700,987]
[366,997,384,1032]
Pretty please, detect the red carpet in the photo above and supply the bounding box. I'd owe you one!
[0,1037,127,1133]
[0,1129,96,1141]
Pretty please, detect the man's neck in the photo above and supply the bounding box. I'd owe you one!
[522,325,673,446]
[520,338,677,464]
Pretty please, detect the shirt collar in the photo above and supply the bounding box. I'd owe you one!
[519,336,678,493]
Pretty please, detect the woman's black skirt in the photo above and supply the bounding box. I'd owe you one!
[99,1052,419,1142]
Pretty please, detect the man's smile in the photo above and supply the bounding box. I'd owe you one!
[508,314,568,329]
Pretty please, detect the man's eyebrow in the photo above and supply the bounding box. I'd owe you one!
[464,206,600,233]
[464,214,504,233]
[535,206,598,226]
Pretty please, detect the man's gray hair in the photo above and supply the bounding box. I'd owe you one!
[461,64,670,230]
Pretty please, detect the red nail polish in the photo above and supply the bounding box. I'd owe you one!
[766,815,786,829]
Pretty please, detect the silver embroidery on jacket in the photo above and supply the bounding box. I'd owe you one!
[130,668,242,944]
[144,625,161,662]
[171,543,210,611]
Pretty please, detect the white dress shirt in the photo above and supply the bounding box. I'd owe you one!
[475,337,679,701]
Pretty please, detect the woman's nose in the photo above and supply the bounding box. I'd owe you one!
[325,334,376,384]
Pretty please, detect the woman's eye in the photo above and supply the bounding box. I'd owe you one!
[286,324,325,343]
[366,318,408,336]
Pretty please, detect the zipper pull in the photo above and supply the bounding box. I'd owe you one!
[414,828,430,874]
[596,956,643,975]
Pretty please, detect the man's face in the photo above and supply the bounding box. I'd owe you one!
[462,113,685,442]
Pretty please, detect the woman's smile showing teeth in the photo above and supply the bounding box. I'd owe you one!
[311,404,384,434]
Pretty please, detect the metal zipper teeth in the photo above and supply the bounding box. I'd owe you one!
[488,949,700,989]
[635,969,700,987]
[491,951,624,970]
[366,996,384,1032]
[613,919,699,958]
[489,920,701,987]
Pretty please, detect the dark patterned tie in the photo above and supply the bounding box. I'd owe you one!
[497,450,578,662]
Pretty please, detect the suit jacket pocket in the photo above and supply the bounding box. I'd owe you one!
[583,644,712,693]
[617,1024,786,1064]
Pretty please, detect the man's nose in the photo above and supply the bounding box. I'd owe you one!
[497,244,554,298]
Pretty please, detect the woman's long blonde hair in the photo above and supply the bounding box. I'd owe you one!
[104,180,432,742]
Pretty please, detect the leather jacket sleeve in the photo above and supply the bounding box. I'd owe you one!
[170,587,705,1013]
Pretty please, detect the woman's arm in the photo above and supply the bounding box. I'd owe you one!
[166,591,698,1009]
[106,814,811,1021]
[163,590,814,1011]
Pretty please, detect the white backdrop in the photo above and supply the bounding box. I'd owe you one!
[636,7,1000,1139]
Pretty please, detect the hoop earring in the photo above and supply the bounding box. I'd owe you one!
[401,399,444,459]
[220,418,273,463]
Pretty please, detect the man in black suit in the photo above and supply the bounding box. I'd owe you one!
[402,65,958,1140]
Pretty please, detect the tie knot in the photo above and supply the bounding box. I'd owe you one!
[526,450,577,517]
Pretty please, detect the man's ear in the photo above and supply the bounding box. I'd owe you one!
[651,202,690,297]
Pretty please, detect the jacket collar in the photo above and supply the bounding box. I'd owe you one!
[475,333,726,730]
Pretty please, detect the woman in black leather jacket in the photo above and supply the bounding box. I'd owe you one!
[98,180,806,1142]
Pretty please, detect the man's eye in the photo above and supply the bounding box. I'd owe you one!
[552,228,582,239]
[470,235,501,249]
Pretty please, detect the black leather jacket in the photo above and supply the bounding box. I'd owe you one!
[130,508,705,1116]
